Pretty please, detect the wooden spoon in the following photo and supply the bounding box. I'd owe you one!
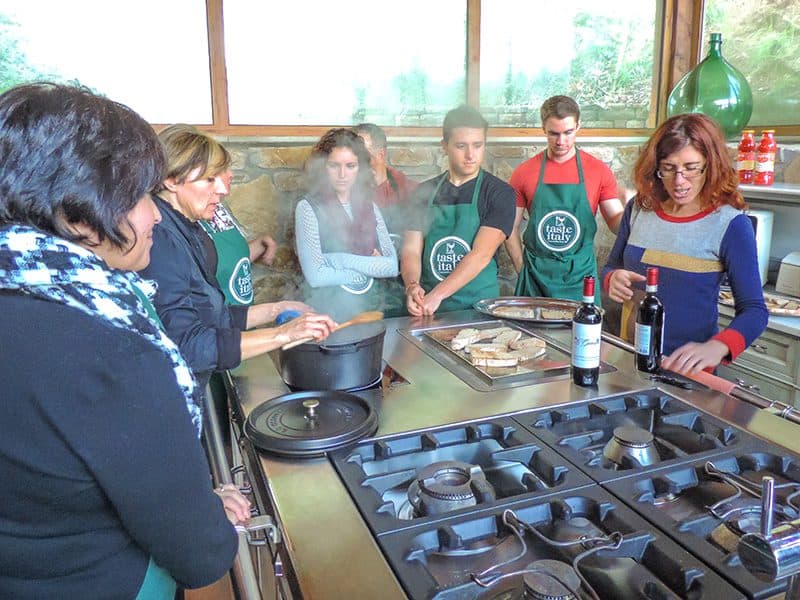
[280,310,384,350]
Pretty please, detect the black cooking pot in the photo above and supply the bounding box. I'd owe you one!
[278,321,386,391]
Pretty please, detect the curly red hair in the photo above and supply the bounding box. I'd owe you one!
[632,113,744,212]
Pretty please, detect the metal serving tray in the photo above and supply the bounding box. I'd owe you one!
[398,319,614,392]
[473,296,580,324]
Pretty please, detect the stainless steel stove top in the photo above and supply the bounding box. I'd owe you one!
[330,389,798,599]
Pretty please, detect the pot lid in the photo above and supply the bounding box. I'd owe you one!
[244,390,378,457]
[320,321,386,347]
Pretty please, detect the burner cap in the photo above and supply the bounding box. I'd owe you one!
[523,559,580,600]
[407,460,495,516]
[602,426,660,468]
[612,425,654,447]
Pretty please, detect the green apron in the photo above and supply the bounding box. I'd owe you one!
[200,204,253,306]
[134,557,177,600]
[131,281,165,328]
[514,150,600,303]
[420,170,498,312]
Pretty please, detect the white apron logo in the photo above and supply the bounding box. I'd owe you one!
[341,274,374,295]
[430,235,470,281]
[537,210,581,252]
[229,257,254,304]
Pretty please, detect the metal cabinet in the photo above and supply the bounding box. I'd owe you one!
[718,313,800,407]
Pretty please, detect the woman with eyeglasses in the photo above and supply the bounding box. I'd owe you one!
[601,113,767,374]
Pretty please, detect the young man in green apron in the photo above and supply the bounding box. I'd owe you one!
[401,106,515,315]
[506,95,624,303]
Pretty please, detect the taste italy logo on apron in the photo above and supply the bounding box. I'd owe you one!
[537,210,582,252]
[428,235,471,281]
[341,274,374,295]
[228,256,253,304]
[200,203,254,306]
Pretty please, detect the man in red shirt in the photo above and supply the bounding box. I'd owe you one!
[355,123,417,247]
[505,95,624,302]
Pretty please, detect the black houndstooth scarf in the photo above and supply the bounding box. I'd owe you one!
[0,225,201,435]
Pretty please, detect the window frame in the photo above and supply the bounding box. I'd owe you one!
[186,0,799,138]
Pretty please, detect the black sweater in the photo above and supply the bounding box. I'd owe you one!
[0,291,238,599]
[139,196,248,391]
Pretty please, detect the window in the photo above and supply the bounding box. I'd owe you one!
[0,0,212,124]
[703,0,800,126]
[480,1,657,128]
[223,0,467,126]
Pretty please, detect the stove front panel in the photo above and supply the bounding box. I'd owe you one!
[605,448,800,598]
[330,417,592,535]
[376,485,744,599]
[512,388,762,482]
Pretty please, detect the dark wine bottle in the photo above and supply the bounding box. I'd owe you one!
[635,267,665,373]
[572,275,602,387]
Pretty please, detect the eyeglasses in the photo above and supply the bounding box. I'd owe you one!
[656,165,706,180]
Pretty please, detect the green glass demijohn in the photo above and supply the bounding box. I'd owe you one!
[667,32,753,139]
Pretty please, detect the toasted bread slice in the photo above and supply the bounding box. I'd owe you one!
[470,349,519,367]
[450,328,482,350]
[493,330,522,346]
[509,337,546,352]
[465,343,508,355]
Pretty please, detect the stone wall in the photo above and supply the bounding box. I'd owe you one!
[221,136,800,312]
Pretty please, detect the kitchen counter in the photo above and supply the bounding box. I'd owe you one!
[719,299,800,338]
[226,311,800,599]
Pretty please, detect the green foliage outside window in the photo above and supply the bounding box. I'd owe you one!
[704,0,800,125]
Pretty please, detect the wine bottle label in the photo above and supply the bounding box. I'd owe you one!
[572,323,601,368]
[634,323,651,354]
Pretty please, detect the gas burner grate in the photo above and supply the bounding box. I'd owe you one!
[512,389,759,482]
[376,486,743,599]
[606,448,800,598]
[330,417,592,535]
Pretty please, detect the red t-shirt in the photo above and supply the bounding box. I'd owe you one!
[509,150,618,215]
[374,166,417,208]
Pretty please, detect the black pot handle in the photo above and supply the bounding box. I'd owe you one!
[318,335,382,354]
[318,341,361,355]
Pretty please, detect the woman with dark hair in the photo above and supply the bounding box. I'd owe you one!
[0,83,247,598]
[140,126,336,398]
[295,127,398,320]
[601,113,767,374]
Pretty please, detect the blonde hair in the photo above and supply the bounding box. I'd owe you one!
[157,124,231,191]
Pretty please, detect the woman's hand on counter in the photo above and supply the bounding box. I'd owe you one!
[661,339,729,375]
[214,484,251,526]
[607,269,646,303]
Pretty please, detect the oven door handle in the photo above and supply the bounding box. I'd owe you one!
[202,383,265,600]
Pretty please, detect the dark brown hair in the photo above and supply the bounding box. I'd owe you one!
[632,113,744,211]
[0,83,164,251]
[540,95,580,124]
[306,128,377,255]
